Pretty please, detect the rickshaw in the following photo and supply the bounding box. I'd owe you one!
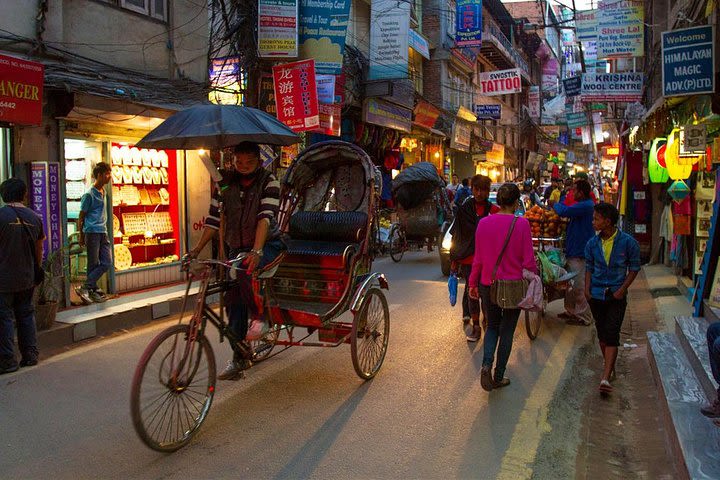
[388,162,452,262]
[130,141,390,452]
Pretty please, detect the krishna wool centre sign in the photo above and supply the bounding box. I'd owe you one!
[580,73,643,102]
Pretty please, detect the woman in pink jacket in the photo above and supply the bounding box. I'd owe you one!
[469,183,537,391]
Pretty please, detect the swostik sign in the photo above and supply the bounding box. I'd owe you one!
[662,25,715,98]
[476,68,521,96]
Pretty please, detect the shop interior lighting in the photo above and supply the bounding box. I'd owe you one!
[602,131,610,139]
[434,151,440,159]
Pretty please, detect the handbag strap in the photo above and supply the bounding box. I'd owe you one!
[491,215,518,282]
[9,206,40,268]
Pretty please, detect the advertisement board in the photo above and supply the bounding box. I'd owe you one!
[575,10,597,42]
[258,0,298,58]
[563,76,582,97]
[30,162,61,259]
[363,98,412,133]
[272,59,320,132]
[298,0,351,74]
[473,104,501,120]
[662,25,715,98]
[477,68,522,96]
[413,100,440,129]
[209,57,243,105]
[528,86,540,121]
[580,73,643,102]
[0,53,44,126]
[596,0,644,58]
[455,0,483,47]
[369,0,410,80]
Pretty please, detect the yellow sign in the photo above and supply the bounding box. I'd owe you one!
[486,143,505,165]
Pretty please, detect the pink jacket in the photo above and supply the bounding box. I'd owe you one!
[469,214,537,287]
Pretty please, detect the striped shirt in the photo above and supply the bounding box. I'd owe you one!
[205,170,280,231]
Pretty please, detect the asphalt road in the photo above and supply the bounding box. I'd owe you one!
[0,252,593,479]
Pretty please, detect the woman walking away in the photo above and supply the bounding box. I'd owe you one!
[469,183,537,391]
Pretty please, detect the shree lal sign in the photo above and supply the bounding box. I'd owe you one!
[476,68,521,96]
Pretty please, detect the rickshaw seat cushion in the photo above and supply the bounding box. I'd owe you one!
[289,211,368,243]
[286,240,357,258]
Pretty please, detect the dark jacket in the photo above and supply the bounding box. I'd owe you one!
[222,169,280,249]
[449,196,493,261]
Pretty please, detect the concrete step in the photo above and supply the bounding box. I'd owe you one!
[647,332,720,480]
[675,316,718,402]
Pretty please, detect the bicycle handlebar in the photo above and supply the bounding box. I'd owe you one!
[181,253,250,272]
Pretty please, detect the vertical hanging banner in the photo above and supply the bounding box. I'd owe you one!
[597,0,644,59]
[369,0,410,80]
[662,25,715,98]
[30,162,61,259]
[528,86,540,121]
[316,74,336,104]
[575,10,598,42]
[455,0,483,47]
[298,0,351,74]
[272,59,320,131]
[258,0,298,58]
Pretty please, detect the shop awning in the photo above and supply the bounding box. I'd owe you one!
[411,121,446,138]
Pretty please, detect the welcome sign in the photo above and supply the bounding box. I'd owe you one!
[662,25,715,97]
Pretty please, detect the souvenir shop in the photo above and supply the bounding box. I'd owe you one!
[631,95,720,315]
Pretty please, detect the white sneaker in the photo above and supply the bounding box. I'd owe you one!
[217,359,250,380]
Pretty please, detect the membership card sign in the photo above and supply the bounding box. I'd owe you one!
[476,68,521,96]
[258,0,298,57]
[272,59,319,132]
[596,0,643,59]
[662,25,715,97]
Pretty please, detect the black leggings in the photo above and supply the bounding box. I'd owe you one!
[589,296,627,347]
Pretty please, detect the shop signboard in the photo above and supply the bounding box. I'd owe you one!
[661,25,715,98]
[563,76,582,97]
[450,121,472,152]
[596,0,644,59]
[369,0,410,80]
[561,29,575,47]
[413,100,440,129]
[680,124,707,155]
[298,0,351,74]
[528,86,540,121]
[580,73,643,102]
[316,74,335,104]
[455,0,482,47]
[473,104,501,120]
[272,59,320,132]
[363,98,412,133]
[209,57,243,105]
[409,29,431,60]
[258,74,276,116]
[485,143,504,165]
[30,162,61,259]
[576,10,598,42]
[315,103,341,137]
[0,53,44,126]
[476,68,521,96]
[258,0,298,58]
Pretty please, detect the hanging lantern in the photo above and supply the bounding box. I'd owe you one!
[648,137,668,184]
[667,180,691,202]
[657,144,667,168]
[665,128,693,180]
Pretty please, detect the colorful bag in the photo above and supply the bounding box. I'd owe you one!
[490,216,528,309]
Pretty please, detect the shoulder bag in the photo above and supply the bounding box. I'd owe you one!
[10,206,44,286]
[490,215,528,309]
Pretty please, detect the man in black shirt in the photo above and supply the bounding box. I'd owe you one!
[0,178,45,374]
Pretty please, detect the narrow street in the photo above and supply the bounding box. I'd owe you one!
[0,252,607,479]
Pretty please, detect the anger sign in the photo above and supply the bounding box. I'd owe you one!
[0,53,44,126]
[272,59,320,132]
[476,68,521,96]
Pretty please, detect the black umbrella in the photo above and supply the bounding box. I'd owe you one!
[136,104,300,149]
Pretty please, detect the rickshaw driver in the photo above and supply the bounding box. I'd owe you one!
[188,142,285,380]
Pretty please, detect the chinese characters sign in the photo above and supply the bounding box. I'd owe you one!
[258,0,298,57]
[272,60,320,132]
[455,0,482,47]
[0,53,44,126]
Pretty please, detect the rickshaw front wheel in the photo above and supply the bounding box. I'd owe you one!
[351,288,390,379]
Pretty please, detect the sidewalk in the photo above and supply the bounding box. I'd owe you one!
[37,281,206,354]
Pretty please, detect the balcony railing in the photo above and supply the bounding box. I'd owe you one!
[483,20,530,80]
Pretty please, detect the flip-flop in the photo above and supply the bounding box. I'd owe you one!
[599,379,613,395]
[558,312,575,319]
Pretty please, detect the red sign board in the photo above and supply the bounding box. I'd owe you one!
[272,59,319,132]
[413,100,440,129]
[0,54,44,126]
[315,104,341,137]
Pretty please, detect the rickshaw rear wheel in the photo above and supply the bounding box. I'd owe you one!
[389,225,405,262]
[525,292,547,340]
[351,288,390,379]
[130,324,216,452]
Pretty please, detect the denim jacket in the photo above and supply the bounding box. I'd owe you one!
[584,229,641,300]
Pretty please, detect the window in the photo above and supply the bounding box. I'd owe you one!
[116,0,168,21]
[447,0,456,37]
[409,49,424,94]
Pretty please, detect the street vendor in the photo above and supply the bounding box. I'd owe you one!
[551,179,595,326]
[188,142,285,380]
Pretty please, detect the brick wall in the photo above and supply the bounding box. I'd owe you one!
[424,60,442,107]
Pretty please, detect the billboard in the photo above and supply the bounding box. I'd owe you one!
[0,53,44,126]
[662,25,715,97]
[298,0,351,74]
[272,59,320,131]
[455,0,482,47]
[596,0,644,58]
[476,68,522,96]
[369,0,410,80]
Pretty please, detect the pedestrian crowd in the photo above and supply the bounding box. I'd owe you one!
[448,172,640,396]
